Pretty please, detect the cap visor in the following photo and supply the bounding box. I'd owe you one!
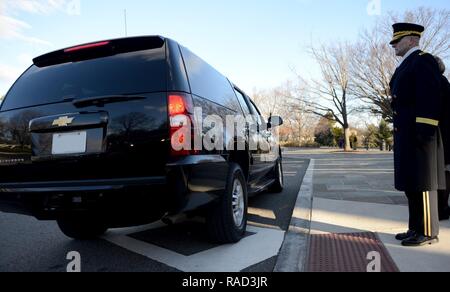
[390,36,402,45]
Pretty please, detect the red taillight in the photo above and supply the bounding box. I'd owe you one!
[64,41,110,53]
[168,93,198,156]
[168,95,187,116]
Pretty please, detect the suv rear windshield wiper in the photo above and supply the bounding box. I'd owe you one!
[72,95,146,108]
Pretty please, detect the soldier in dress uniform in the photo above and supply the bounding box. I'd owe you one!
[389,23,446,246]
[435,56,450,221]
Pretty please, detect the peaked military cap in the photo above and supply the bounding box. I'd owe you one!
[390,23,425,45]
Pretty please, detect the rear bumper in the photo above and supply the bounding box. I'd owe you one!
[0,177,166,193]
[0,177,169,223]
[0,155,229,223]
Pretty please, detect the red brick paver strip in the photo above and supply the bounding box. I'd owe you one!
[307,232,399,272]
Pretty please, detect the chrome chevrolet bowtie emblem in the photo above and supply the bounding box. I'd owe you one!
[52,116,74,127]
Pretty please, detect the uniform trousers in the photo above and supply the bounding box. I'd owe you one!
[406,190,439,238]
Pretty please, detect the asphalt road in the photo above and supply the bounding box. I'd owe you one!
[0,155,309,272]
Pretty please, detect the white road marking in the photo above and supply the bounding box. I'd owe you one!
[248,207,276,219]
[102,224,285,272]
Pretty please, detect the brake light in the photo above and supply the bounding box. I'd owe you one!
[168,93,198,156]
[64,41,110,53]
[169,95,186,116]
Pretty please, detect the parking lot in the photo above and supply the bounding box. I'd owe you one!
[0,155,309,272]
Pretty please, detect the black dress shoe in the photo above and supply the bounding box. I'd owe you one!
[395,230,416,241]
[401,234,439,247]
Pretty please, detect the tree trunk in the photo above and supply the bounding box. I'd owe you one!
[344,126,352,152]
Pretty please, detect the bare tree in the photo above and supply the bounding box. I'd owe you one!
[350,7,450,122]
[300,42,358,151]
[251,88,281,119]
[399,8,450,59]
[350,30,395,122]
[251,81,317,146]
[280,96,317,146]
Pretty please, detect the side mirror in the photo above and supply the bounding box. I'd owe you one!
[267,116,283,129]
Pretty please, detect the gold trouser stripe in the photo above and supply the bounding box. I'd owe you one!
[427,192,432,237]
[416,117,439,126]
[423,192,429,237]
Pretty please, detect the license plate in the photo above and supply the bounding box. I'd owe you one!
[52,131,87,155]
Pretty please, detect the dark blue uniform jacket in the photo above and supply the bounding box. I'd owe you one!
[390,50,446,192]
[440,75,450,166]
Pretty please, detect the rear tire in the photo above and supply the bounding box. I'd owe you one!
[206,163,248,243]
[57,214,108,240]
[269,158,284,193]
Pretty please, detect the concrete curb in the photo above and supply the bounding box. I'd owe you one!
[274,159,315,272]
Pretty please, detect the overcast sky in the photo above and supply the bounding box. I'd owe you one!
[0,0,449,97]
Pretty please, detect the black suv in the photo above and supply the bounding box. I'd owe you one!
[0,36,284,243]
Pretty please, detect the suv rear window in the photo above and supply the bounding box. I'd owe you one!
[1,47,167,111]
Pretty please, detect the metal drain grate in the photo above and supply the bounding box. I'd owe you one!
[307,232,399,272]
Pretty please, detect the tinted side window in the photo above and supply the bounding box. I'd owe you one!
[234,89,251,115]
[180,46,241,112]
[1,48,166,111]
[247,99,264,125]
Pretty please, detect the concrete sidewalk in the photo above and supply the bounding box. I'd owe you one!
[286,149,450,272]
